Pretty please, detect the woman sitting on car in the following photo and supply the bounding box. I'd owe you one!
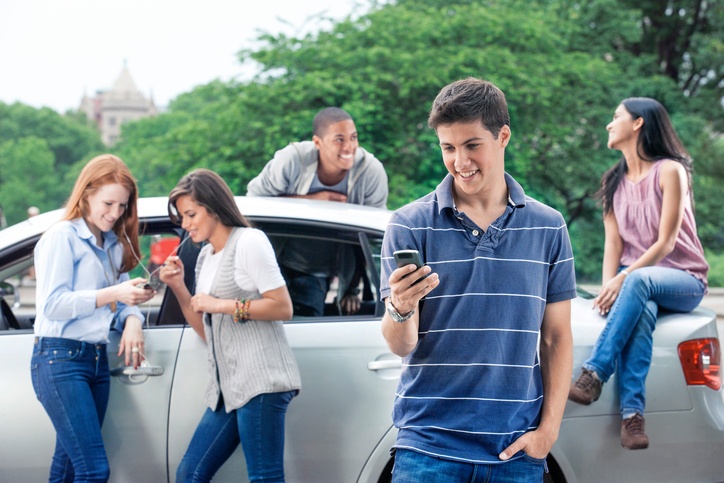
[568,98,709,450]
[160,168,301,482]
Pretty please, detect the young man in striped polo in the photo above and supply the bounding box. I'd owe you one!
[380,77,576,482]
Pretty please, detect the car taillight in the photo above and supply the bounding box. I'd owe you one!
[678,338,721,390]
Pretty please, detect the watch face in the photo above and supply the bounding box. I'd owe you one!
[386,303,402,322]
[387,301,413,322]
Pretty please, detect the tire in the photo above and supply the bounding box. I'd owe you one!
[545,455,566,483]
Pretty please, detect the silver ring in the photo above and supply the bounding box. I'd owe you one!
[131,347,140,353]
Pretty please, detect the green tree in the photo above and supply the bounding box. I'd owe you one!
[0,102,104,224]
[112,0,721,282]
[544,0,724,256]
[0,102,104,171]
[0,137,61,224]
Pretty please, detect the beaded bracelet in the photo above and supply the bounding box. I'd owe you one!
[243,299,251,321]
[233,298,252,323]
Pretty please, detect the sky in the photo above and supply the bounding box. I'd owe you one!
[0,0,361,113]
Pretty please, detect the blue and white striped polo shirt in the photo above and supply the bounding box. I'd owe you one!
[380,173,576,464]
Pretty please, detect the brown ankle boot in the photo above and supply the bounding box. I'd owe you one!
[621,413,649,450]
[568,368,602,405]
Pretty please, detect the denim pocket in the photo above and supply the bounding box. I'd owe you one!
[47,348,81,364]
[522,453,547,465]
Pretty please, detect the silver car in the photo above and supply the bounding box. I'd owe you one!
[0,197,722,482]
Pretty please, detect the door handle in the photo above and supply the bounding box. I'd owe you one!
[111,365,164,377]
[110,364,164,385]
[367,360,402,371]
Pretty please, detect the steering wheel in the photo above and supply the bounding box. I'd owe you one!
[0,297,21,330]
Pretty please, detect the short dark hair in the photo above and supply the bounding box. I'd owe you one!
[168,169,251,228]
[313,107,353,137]
[428,77,510,139]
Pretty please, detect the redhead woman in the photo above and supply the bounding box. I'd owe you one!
[568,98,709,449]
[32,154,155,482]
[160,169,301,483]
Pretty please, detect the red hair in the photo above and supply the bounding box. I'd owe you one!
[63,154,140,272]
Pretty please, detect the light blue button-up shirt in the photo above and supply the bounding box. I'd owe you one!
[33,218,145,343]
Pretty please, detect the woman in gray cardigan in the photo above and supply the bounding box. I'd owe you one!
[160,169,301,483]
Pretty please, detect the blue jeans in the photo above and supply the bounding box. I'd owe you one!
[281,265,330,317]
[584,267,706,417]
[176,390,296,483]
[391,449,545,483]
[30,336,111,483]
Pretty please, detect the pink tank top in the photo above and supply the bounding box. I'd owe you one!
[613,160,709,287]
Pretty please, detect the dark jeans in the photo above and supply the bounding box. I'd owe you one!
[176,391,296,483]
[30,336,111,483]
[280,265,330,317]
[392,449,545,483]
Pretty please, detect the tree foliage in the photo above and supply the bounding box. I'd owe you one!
[0,137,58,224]
[1,0,721,282]
[0,102,104,225]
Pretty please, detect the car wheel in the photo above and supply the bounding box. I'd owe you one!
[545,455,565,483]
[377,458,393,483]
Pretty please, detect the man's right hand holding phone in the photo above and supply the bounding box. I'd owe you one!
[389,262,438,315]
[383,257,439,357]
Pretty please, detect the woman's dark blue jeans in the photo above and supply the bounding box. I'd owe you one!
[30,336,111,483]
[177,390,296,483]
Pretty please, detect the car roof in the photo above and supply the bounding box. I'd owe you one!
[0,196,393,249]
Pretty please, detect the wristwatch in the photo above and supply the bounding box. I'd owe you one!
[386,299,415,323]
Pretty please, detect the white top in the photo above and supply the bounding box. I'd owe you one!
[197,227,286,295]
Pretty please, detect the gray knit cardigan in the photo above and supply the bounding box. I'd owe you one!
[196,227,301,412]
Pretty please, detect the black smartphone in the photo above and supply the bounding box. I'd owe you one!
[394,249,424,269]
[393,249,428,284]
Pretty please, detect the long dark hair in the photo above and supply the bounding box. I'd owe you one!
[168,169,251,228]
[596,97,693,214]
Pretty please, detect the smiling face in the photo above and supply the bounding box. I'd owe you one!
[313,119,359,177]
[84,182,131,241]
[174,195,220,245]
[606,104,642,150]
[436,120,510,202]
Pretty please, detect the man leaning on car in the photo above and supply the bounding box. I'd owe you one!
[247,107,388,317]
[380,78,575,482]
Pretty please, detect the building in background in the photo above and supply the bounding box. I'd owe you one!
[78,64,156,146]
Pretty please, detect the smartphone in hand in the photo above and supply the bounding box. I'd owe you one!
[393,249,429,284]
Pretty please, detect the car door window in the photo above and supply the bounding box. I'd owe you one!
[0,220,188,332]
[253,219,383,321]
[0,242,38,331]
[133,220,190,327]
